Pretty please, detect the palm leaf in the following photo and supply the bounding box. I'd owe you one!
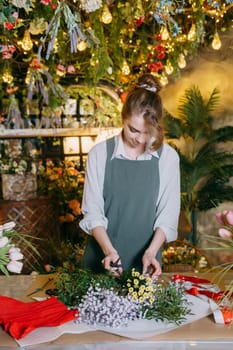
[163,85,233,243]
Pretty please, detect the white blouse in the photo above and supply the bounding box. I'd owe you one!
[79,132,180,243]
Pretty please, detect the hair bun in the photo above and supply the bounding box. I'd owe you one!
[137,74,162,93]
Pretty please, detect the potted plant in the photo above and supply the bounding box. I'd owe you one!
[163,86,233,245]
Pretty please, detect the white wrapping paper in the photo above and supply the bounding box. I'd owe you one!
[17,294,218,347]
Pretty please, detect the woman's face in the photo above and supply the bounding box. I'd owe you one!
[122,114,152,149]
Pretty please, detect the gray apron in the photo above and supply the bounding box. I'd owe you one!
[81,136,162,273]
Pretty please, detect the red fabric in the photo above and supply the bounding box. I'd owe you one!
[0,296,78,339]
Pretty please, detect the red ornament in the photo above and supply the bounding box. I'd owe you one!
[155,44,165,52]
[157,52,166,59]
[136,16,145,27]
[4,22,15,30]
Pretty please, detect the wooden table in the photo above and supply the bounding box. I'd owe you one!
[0,273,232,349]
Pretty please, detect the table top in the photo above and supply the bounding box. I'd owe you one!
[0,273,232,350]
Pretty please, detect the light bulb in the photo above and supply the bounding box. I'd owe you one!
[178,53,186,69]
[20,31,33,51]
[77,40,87,51]
[187,23,196,41]
[160,73,168,86]
[101,5,112,24]
[212,32,221,50]
[2,70,14,84]
[160,26,170,41]
[165,61,174,75]
[122,59,130,75]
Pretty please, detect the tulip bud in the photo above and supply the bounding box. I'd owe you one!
[225,210,233,227]
[218,228,232,240]
[3,221,16,231]
[216,212,225,225]
[9,250,24,261]
[7,260,23,274]
[0,236,9,248]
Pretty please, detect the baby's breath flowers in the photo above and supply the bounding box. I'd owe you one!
[77,284,139,328]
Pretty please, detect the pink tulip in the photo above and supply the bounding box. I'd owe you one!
[7,260,23,274]
[216,211,226,225]
[225,210,233,226]
[218,228,233,240]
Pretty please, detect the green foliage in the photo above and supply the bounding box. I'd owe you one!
[163,86,233,214]
[55,266,120,306]
[140,281,192,325]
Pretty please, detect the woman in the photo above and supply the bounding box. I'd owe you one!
[79,74,180,277]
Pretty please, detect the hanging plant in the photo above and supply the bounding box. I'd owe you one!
[38,0,100,60]
[26,58,67,105]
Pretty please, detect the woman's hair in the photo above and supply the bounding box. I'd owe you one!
[121,74,163,150]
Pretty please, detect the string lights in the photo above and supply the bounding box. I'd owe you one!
[1,0,233,89]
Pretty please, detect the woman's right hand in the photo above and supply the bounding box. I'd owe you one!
[101,252,123,277]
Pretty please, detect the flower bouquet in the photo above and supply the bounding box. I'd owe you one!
[54,266,192,327]
[211,210,233,292]
[37,159,84,221]
[204,209,233,323]
[0,221,25,275]
[0,139,39,175]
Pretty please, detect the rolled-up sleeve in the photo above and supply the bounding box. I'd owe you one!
[79,142,108,234]
[153,144,180,242]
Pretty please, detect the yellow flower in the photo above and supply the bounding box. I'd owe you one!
[132,269,140,277]
[146,277,152,284]
[146,286,153,292]
[139,285,145,292]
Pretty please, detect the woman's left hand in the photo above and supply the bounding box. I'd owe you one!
[142,251,162,277]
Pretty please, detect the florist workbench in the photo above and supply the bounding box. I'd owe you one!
[0,273,232,350]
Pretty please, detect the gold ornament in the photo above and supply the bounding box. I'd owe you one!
[101,5,112,24]
[18,31,33,51]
